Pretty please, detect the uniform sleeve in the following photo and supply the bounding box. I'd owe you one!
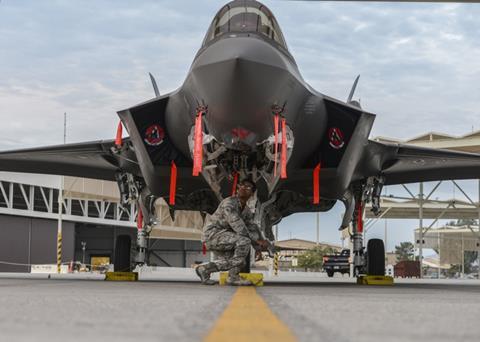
[244,212,262,241]
[223,204,257,241]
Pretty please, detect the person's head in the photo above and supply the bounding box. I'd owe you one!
[237,177,256,200]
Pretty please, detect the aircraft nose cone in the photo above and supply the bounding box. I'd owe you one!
[186,37,297,148]
[192,36,289,71]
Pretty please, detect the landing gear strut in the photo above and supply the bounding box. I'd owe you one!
[115,171,156,268]
[350,177,386,277]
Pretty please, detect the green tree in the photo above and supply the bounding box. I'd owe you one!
[395,242,415,262]
[297,246,334,271]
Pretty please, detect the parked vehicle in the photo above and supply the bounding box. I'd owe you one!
[323,249,351,277]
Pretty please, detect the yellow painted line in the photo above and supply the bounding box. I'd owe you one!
[204,287,297,342]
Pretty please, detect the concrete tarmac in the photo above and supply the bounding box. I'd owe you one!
[0,277,479,342]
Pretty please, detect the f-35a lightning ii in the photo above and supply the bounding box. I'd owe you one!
[1,0,480,275]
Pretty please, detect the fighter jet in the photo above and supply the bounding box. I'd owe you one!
[1,0,480,275]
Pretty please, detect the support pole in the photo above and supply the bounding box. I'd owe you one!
[57,194,62,274]
[316,212,319,245]
[274,253,279,276]
[384,218,388,253]
[438,230,441,279]
[478,179,480,280]
[56,113,66,274]
[419,182,424,279]
[461,232,465,279]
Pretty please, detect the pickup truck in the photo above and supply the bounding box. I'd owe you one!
[323,249,351,277]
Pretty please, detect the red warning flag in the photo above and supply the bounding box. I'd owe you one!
[280,118,287,179]
[192,113,203,176]
[202,241,207,255]
[273,114,279,177]
[136,208,143,231]
[313,163,321,204]
[169,161,177,205]
[115,121,123,147]
[231,172,239,196]
[356,201,364,233]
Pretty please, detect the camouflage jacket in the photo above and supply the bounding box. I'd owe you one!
[204,196,260,241]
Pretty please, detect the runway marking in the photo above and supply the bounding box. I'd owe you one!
[204,287,297,342]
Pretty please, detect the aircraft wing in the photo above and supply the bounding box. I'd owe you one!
[0,139,138,181]
[366,140,480,185]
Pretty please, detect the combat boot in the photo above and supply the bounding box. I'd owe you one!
[195,263,217,285]
[226,276,252,286]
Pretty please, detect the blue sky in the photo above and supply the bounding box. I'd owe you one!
[1,0,479,251]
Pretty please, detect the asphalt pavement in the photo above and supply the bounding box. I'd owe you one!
[0,276,479,342]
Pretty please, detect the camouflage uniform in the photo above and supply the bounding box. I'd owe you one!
[202,196,260,279]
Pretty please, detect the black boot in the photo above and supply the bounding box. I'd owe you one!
[195,262,217,285]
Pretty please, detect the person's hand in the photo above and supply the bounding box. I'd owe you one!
[256,239,269,250]
[255,250,264,261]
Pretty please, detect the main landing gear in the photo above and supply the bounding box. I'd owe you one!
[349,178,390,283]
[115,172,157,271]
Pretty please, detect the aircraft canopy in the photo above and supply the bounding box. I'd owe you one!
[203,0,288,50]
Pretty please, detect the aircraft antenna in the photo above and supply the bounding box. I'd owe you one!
[347,74,360,103]
[149,73,160,98]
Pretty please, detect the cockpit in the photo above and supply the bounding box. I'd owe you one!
[202,0,288,51]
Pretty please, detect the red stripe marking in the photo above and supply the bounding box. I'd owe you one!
[231,172,239,196]
[313,163,321,204]
[193,113,203,176]
[115,121,123,147]
[169,161,177,205]
[356,201,364,233]
[281,118,287,179]
[273,115,279,177]
[137,208,143,230]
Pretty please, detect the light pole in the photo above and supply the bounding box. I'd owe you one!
[56,113,67,274]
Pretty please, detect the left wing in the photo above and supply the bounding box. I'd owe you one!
[362,140,480,185]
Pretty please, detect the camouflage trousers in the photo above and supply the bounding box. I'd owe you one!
[205,231,251,279]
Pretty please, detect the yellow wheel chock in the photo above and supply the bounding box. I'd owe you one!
[357,275,394,285]
[105,272,138,281]
[219,272,264,286]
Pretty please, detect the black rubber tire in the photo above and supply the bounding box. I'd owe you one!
[114,235,132,272]
[367,239,385,276]
[327,270,334,278]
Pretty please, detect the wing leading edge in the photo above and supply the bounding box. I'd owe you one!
[366,140,480,185]
[0,139,138,181]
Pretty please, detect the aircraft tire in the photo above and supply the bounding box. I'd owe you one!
[114,235,132,272]
[367,239,385,276]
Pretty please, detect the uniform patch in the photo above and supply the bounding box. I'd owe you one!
[144,124,165,146]
[328,127,345,149]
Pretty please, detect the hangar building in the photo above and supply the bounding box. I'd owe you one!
[0,172,208,272]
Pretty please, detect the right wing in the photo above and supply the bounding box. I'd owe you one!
[0,139,139,181]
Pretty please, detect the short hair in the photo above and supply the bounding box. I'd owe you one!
[239,177,256,193]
